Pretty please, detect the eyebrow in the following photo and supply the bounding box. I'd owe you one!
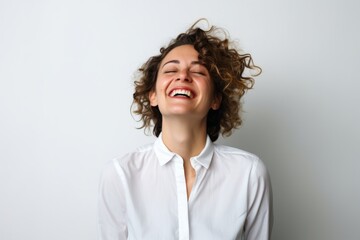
[161,60,203,69]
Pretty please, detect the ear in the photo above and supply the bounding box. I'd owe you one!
[211,94,222,110]
[149,90,158,107]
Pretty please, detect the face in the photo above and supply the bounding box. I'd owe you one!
[149,44,221,120]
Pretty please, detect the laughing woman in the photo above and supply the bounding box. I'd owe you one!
[98,20,273,240]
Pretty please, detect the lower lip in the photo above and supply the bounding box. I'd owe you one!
[170,95,191,99]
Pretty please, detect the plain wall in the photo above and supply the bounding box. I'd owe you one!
[1,0,359,239]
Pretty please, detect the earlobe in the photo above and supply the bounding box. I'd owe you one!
[211,95,222,110]
[149,91,158,107]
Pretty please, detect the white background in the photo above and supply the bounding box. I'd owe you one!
[1,0,359,239]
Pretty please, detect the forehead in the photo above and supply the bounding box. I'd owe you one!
[161,44,199,63]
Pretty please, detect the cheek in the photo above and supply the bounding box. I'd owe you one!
[155,82,163,95]
[155,77,171,94]
[203,80,215,97]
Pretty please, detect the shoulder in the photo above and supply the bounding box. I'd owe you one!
[213,144,259,163]
[213,144,268,177]
[100,143,155,183]
[110,142,156,174]
[112,142,153,163]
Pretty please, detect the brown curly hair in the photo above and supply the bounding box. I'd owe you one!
[132,20,261,142]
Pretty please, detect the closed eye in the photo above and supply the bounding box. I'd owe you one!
[190,65,208,76]
[191,71,206,76]
[163,70,177,74]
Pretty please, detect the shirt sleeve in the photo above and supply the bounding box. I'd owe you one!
[98,160,128,240]
[244,158,273,240]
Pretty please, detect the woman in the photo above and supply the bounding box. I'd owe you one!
[98,20,273,240]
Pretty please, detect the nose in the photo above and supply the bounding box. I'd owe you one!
[176,69,192,82]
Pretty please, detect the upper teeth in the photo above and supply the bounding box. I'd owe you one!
[170,89,192,98]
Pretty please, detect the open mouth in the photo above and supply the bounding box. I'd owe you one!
[169,89,193,98]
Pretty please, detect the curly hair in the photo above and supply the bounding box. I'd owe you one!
[132,20,261,142]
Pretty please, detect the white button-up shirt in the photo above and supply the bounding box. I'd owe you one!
[98,135,273,240]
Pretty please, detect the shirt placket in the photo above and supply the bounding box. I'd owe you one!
[188,159,202,204]
[173,156,190,240]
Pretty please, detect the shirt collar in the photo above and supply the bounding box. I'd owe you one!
[154,133,214,169]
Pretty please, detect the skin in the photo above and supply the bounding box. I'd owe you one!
[149,45,221,199]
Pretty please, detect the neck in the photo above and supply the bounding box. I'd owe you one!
[161,117,207,162]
